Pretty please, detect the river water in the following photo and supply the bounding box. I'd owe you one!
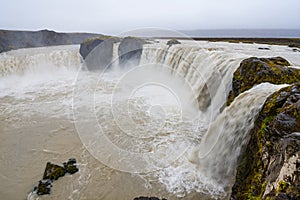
[0,41,299,200]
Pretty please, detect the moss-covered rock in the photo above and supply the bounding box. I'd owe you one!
[43,162,66,180]
[35,179,52,195]
[227,57,300,106]
[63,158,79,174]
[33,158,79,196]
[231,83,300,200]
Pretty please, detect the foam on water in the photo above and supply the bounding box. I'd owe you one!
[0,41,300,199]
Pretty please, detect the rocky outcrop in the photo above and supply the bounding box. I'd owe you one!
[231,83,300,200]
[166,39,181,46]
[34,158,79,195]
[79,36,119,70]
[118,36,146,68]
[0,29,102,53]
[227,57,300,106]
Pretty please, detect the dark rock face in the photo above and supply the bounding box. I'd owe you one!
[258,47,270,50]
[118,37,145,68]
[0,29,102,53]
[231,83,300,199]
[63,158,79,174]
[166,39,181,46]
[79,37,104,60]
[33,158,79,195]
[80,36,119,71]
[227,57,300,106]
[36,179,52,195]
[133,197,167,200]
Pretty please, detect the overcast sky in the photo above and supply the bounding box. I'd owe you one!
[1,0,300,35]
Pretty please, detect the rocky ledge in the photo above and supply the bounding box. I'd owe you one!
[227,57,300,106]
[79,36,119,70]
[229,57,300,200]
[0,29,102,53]
[79,36,146,70]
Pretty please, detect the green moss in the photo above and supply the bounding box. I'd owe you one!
[276,180,289,193]
[43,162,66,180]
[227,57,300,106]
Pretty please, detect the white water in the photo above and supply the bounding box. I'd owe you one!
[0,41,299,200]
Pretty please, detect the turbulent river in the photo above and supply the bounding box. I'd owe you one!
[0,40,299,200]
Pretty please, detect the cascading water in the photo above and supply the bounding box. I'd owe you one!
[0,41,299,200]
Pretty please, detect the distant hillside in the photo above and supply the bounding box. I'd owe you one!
[181,29,300,38]
[0,29,103,53]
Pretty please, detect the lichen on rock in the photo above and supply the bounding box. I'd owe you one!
[33,158,79,196]
[227,57,300,106]
[43,162,66,180]
[231,83,300,200]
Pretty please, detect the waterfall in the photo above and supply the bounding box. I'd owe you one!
[0,45,81,76]
[1,41,298,199]
[140,43,245,120]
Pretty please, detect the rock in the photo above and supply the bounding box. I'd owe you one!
[166,39,181,46]
[231,83,300,200]
[43,162,66,180]
[35,179,52,195]
[133,197,167,200]
[33,158,79,196]
[0,29,103,53]
[227,57,300,106]
[80,36,119,70]
[258,47,270,50]
[118,36,146,68]
[63,158,79,174]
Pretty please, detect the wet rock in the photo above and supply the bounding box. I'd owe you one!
[118,36,146,68]
[79,36,119,71]
[258,47,270,50]
[33,158,79,196]
[231,83,300,199]
[63,158,79,174]
[35,179,52,195]
[227,57,300,106]
[166,39,181,46]
[43,162,66,180]
[133,197,167,200]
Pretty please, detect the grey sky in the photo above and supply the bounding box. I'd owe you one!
[1,0,300,35]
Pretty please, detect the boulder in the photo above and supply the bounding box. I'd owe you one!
[63,158,79,174]
[35,179,52,195]
[118,36,146,68]
[231,83,300,199]
[33,158,79,196]
[80,36,119,70]
[43,162,66,180]
[166,39,181,46]
[227,57,300,106]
